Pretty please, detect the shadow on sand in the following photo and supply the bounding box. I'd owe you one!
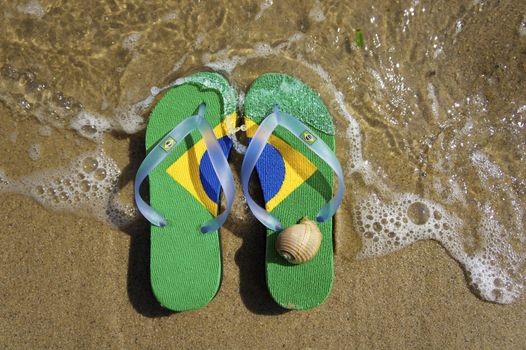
[226,148,288,316]
[115,132,173,317]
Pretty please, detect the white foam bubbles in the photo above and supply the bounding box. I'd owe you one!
[427,82,440,118]
[344,31,525,304]
[224,113,247,155]
[170,53,188,74]
[354,193,460,257]
[520,16,526,36]
[0,64,152,143]
[1,150,136,228]
[122,32,142,51]
[17,0,44,18]
[203,33,304,75]
[309,0,326,23]
[0,169,8,191]
[28,144,41,160]
[70,94,154,142]
[353,193,524,303]
[254,42,274,57]
[455,19,464,34]
[161,11,177,22]
[203,50,248,74]
[112,102,148,135]
[462,203,524,303]
[255,0,273,20]
[70,111,112,142]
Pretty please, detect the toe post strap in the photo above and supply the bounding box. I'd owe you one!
[135,103,234,233]
[241,105,344,231]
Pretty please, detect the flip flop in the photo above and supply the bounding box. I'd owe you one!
[134,72,237,311]
[241,73,344,310]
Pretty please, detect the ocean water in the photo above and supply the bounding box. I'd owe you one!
[1,0,525,305]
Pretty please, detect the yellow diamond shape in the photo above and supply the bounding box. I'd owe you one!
[166,113,236,214]
[245,117,317,212]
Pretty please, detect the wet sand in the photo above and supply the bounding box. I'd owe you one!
[2,192,526,349]
[1,141,525,348]
[2,0,526,348]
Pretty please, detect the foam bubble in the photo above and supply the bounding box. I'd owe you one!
[0,169,8,191]
[254,43,274,57]
[70,111,112,142]
[170,53,188,74]
[455,19,464,34]
[407,202,430,225]
[112,103,147,135]
[161,11,177,22]
[0,65,83,129]
[203,52,248,74]
[427,83,440,118]
[341,31,525,304]
[1,150,136,228]
[255,0,273,20]
[122,32,142,51]
[28,144,41,161]
[519,16,526,36]
[17,0,44,18]
[309,0,326,23]
[0,64,152,142]
[203,33,304,74]
[224,113,247,155]
[291,38,524,304]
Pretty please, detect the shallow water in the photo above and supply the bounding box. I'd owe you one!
[1,0,526,344]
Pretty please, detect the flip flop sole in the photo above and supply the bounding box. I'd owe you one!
[145,72,236,311]
[244,73,336,310]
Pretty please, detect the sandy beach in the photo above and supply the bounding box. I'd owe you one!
[2,192,525,348]
[1,0,526,348]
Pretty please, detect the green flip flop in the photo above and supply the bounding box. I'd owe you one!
[134,72,237,311]
[241,73,344,310]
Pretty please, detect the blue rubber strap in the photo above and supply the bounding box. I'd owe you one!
[196,114,235,233]
[134,104,234,233]
[241,105,345,231]
[241,110,283,231]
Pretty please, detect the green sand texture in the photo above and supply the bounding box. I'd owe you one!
[244,73,336,309]
[145,72,236,311]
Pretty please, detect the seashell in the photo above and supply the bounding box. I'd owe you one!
[275,217,322,264]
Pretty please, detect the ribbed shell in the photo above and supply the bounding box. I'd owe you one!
[275,217,322,264]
